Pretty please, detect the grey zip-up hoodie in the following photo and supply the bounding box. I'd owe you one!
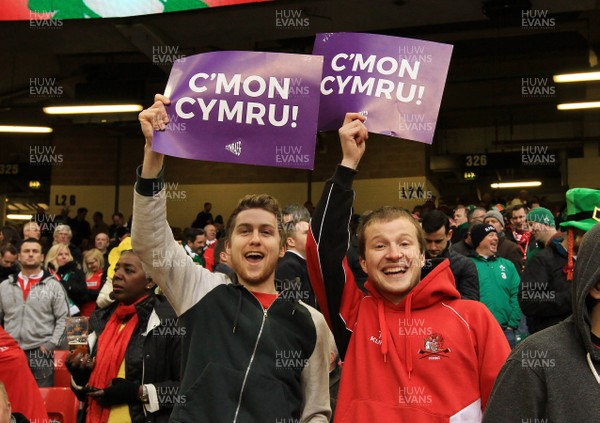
[483,223,600,422]
[0,272,69,350]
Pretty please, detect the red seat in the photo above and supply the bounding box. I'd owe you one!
[39,387,80,423]
[54,350,71,387]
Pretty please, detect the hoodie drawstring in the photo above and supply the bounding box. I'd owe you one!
[233,290,243,333]
[405,293,414,380]
[377,300,389,363]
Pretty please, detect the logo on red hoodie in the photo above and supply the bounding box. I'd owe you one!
[418,333,451,360]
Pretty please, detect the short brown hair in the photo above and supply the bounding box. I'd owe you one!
[358,206,426,258]
[226,194,284,248]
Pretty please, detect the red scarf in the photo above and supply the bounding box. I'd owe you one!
[86,296,148,423]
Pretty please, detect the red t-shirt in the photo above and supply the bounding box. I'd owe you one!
[251,291,278,309]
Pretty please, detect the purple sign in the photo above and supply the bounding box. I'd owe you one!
[153,51,324,169]
[313,32,453,144]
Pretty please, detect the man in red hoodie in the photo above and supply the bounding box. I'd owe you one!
[306,113,511,422]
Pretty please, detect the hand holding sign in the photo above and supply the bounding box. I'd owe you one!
[339,113,368,170]
[139,94,171,178]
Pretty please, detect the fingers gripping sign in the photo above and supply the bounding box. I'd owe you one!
[140,94,171,179]
[139,94,171,146]
[339,112,368,170]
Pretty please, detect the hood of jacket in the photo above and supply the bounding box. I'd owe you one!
[362,259,460,374]
[364,258,460,310]
[572,223,600,363]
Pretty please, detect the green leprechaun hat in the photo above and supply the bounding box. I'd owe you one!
[560,188,600,232]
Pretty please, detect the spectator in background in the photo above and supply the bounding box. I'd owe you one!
[0,238,69,387]
[69,207,91,251]
[0,227,20,248]
[213,214,226,239]
[276,218,316,308]
[183,227,206,266]
[525,207,557,263]
[451,206,469,244]
[80,248,105,317]
[191,202,213,229]
[0,245,19,281]
[66,250,182,422]
[281,203,311,225]
[52,224,83,265]
[45,243,88,316]
[508,189,529,207]
[469,224,521,348]
[506,204,535,268]
[469,207,487,224]
[484,210,523,273]
[202,224,218,271]
[421,210,480,300]
[22,222,40,240]
[108,212,127,241]
[303,200,315,216]
[212,238,235,279]
[90,211,110,241]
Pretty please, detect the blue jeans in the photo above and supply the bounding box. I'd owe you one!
[503,328,516,349]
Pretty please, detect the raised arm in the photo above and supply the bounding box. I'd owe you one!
[306,113,368,359]
[132,95,227,316]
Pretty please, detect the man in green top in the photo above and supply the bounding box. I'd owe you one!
[469,224,521,348]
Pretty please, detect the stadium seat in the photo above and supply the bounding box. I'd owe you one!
[39,387,80,423]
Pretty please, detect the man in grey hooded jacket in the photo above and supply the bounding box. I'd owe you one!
[483,221,600,422]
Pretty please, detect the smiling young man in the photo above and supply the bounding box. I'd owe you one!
[131,94,331,422]
[307,113,510,422]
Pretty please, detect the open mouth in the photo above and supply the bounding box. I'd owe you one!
[383,265,408,275]
[245,252,264,264]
